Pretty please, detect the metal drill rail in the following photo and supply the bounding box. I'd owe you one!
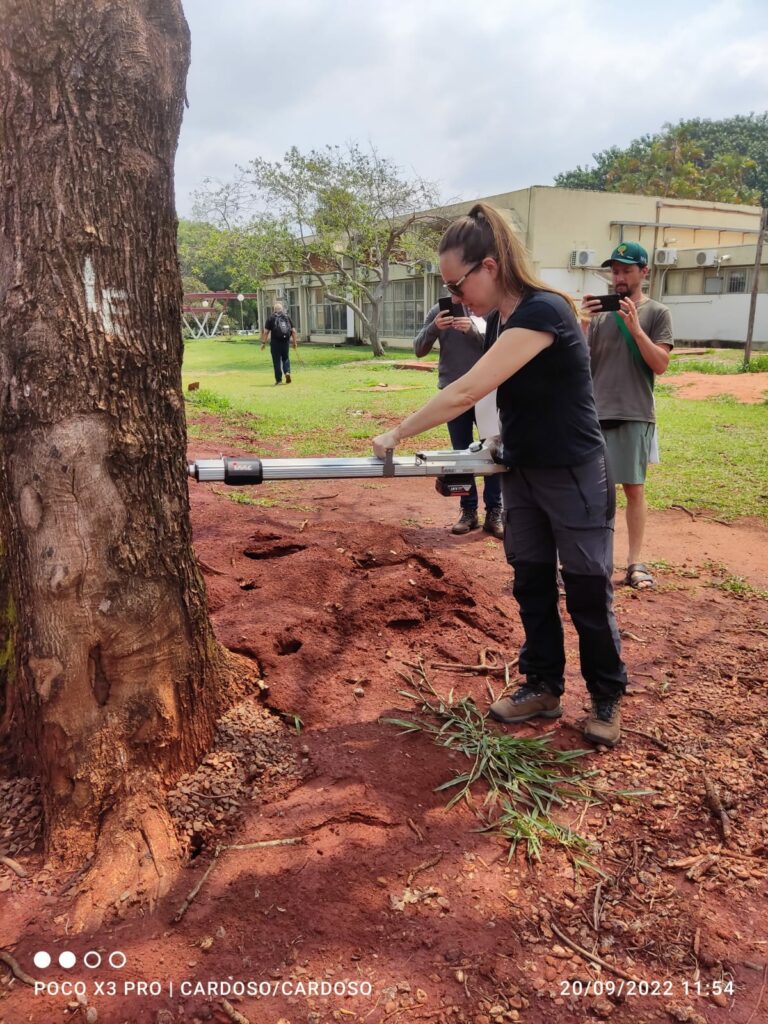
[187,443,507,486]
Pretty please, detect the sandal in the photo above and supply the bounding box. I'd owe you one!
[626,563,654,590]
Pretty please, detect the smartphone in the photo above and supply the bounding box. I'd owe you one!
[438,296,453,313]
[594,294,622,312]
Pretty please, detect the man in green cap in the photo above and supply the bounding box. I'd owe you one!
[582,243,674,590]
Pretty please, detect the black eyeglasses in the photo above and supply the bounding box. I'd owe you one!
[444,262,482,297]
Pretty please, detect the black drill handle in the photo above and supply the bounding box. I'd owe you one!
[223,458,263,485]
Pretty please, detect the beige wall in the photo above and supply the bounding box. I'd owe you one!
[527,188,761,268]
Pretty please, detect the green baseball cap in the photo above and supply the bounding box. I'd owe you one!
[601,241,649,267]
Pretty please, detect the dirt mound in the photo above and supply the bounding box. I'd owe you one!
[2,461,767,1024]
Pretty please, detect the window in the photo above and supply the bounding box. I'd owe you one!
[663,271,684,295]
[726,270,748,294]
[309,296,347,334]
[367,278,425,338]
[682,270,703,295]
[285,287,301,330]
[703,274,723,295]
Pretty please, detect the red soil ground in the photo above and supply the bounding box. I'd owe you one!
[666,371,768,403]
[1,380,767,1024]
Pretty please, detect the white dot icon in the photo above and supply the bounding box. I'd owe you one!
[33,951,51,969]
[59,951,77,969]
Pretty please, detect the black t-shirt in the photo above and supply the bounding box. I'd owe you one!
[490,291,604,468]
[265,312,293,343]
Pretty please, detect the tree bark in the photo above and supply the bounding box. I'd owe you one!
[0,0,223,929]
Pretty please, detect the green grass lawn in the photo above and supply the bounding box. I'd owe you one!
[183,338,768,521]
[183,337,447,455]
[647,390,767,518]
[667,347,768,374]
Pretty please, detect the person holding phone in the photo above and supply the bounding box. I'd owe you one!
[413,295,504,538]
[375,203,627,748]
[581,243,674,591]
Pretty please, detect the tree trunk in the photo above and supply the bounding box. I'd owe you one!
[0,0,223,929]
[367,293,386,357]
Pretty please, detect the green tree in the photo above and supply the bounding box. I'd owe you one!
[194,144,445,356]
[555,113,767,204]
[177,220,233,292]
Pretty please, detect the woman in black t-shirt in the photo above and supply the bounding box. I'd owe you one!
[373,203,627,747]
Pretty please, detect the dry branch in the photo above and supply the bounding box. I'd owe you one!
[407,817,424,842]
[173,844,222,923]
[702,772,731,843]
[226,838,304,850]
[172,838,304,923]
[671,504,696,519]
[406,854,443,888]
[549,922,641,983]
[745,963,767,1024]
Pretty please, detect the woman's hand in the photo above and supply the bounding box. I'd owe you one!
[372,430,400,459]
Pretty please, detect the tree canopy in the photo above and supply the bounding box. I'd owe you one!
[192,143,445,355]
[554,113,768,205]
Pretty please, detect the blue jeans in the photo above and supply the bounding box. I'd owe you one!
[447,407,502,513]
[270,339,291,382]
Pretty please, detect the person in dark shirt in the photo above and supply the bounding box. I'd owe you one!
[261,302,297,385]
[414,301,503,538]
[372,203,627,748]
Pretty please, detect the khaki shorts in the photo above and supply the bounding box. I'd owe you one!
[601,421,656,485]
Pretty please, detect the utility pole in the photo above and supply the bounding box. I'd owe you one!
[743,206,767,369]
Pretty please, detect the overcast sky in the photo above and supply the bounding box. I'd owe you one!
[176,0,768,218]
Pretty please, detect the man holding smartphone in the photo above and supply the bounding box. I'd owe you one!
[582,242,674,590]
[413,298,504,537]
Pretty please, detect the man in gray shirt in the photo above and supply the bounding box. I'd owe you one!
[582,242,674,590]
[414,301,503,538]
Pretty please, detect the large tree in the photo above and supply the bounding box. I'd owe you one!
[0,0,225,929]
[555,114,767,205]
[194,144,446,356]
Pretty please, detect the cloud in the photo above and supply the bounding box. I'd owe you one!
[175,0,768,215]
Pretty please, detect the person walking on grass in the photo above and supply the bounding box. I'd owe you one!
[261,301,298,385]
[372,203,627,748]
[414,299,504,539]
[582,243,674,591]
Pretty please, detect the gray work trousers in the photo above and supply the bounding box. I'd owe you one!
[501,450,627,701]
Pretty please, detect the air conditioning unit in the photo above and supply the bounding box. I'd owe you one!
[654,248,678,266]
[405,264,416,275]
[423,261,437,274]
[695,249,718,267]
[300,275,311,286]
[569,248,596,269]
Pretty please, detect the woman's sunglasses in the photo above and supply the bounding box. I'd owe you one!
[444,262,482,297]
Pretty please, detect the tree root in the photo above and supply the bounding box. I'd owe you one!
[0,949,37,986]
[67,797,181,933]
[220,999,252,1024]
